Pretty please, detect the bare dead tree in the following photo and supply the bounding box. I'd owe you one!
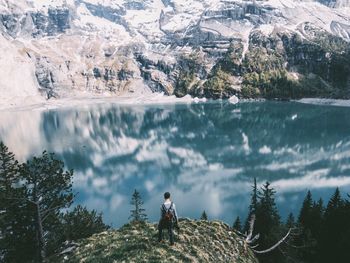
[237,214,292,255]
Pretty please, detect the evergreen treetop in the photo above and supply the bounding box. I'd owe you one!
[298,190,313,225]
[233,216,242,232]
[285,213,295,229]
[200,210,208,220]
[129,189,148,223]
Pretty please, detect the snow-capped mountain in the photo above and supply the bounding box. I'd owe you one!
[0,0,350,106]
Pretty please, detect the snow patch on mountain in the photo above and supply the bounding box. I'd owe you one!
[0,0,349,109]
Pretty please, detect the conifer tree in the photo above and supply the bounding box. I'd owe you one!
[296,190,320,262]
[0,144,109,262]
[254,181,282,263]
[129,189,148,223]
[319,188,346,263]
[285,213,295,229]
[311,198,324,238]
[298,190,313,226]
[200,210,208,220]
[19,151,74,262]
[47,205,110,254]
[0,142,36,262]
[233,216,242,232]
[0,142,17,258]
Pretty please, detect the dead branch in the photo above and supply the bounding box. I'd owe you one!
[246,214,255,241]
[238,214,293,255]
[252,228,292,254]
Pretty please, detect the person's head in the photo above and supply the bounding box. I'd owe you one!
[164,192,171,200]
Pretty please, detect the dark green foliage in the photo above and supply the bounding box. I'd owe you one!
[0,142,37,262]
[244,180,285,262]
[233,216,242,232]
[174,52,205,97]
[318,188,349,263]
[174,28,350,100]
[254,182,283,263]
[285,213,295,229]
[243,179,350,263]
[0,143,109,262]
[202,67,237,99]
[129,189,148,223]
[19,151,74,261]
[47,205,110,254]
[298,191,313,226]
[62,205,110,240]
[242,70,302,99]
[240,29,350,100]
[200,210,208,220]
[296,191,323,262]
[217,41,243,75]
[283,213,299,263]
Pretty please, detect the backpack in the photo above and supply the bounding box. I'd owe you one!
[162,202,174,223]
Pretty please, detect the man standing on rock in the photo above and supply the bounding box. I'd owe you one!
[158,192,178,245]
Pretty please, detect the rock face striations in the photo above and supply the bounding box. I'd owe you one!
[0,0,350,106]
[54,219,258,262]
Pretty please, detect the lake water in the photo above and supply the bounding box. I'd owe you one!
[1,101,350,227]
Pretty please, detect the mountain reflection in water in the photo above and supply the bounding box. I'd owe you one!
[1,101,350,227]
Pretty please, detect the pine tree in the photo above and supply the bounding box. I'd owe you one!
[200,210,208,220]
[311,198,324,239]
[0,145,109,262]
[285,213,295,229]
[47,205,110,254]
[129,189,148,223]
[0,142,36,262]
[319,188,346,263]
[0,142,17,259]
[296,190,321,262]
[19,151,74,262]
[254,181,282,263]
[298,190,313,226]
[244,177,258,232]
[233,216,242,232]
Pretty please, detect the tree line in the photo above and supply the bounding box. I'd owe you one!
[0,142,109,262]
[230,178,350,263]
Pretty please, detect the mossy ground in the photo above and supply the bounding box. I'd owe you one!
[55,219,258,263]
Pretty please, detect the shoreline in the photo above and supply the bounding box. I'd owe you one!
[295,98,350,108]
[1,94,350,112]
[0,93,208,112]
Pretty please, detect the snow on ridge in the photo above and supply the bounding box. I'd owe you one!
[0,0,349,108]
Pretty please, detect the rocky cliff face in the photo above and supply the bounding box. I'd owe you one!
[0,0,349,105]
[54,219,258,262]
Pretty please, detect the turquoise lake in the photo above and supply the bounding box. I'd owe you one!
[1,101,350,227]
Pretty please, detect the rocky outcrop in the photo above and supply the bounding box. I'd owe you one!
[318,0,350,8]
[0,7,71,38]
[54,219,258,262]
[0,0,349,105]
